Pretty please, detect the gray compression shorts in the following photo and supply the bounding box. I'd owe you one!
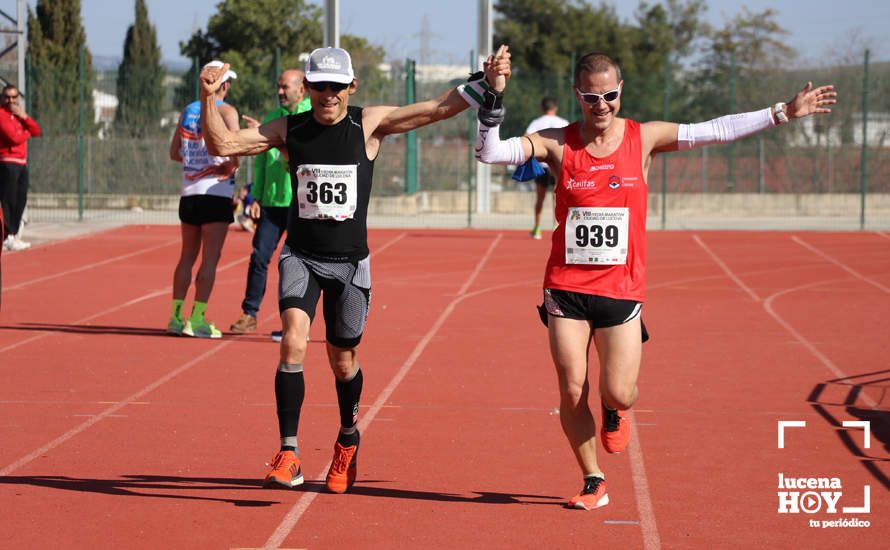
[278,245,371,348]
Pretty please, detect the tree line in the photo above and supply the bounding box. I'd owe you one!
[24,0,885,145]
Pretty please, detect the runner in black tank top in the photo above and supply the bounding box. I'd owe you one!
[285,105,373,262]
[197,45,513,494]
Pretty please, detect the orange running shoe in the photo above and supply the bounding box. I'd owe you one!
[568,476,609,510]
[601,404,631,454]
[325,436,359,494]
[263,450,304,489]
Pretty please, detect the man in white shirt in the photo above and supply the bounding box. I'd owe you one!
[524,97,568,239]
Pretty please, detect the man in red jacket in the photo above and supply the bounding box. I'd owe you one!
[0,84,41,251]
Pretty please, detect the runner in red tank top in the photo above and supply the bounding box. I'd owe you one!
[474,50,836,510]
[545,119,648,302]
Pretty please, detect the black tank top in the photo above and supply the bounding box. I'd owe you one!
[285,106,373,262]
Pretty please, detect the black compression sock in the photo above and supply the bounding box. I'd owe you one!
[337,428,360,447]
[275,367,305,442]
[335,368,363,440]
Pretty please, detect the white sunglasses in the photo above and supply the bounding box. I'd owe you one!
[575,84,622,104]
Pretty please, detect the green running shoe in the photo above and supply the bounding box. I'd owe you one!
[183,319,222,339]
[167,316,184,336]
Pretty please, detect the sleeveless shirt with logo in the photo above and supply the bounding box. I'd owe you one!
[285,106,374,263]
[178,99,236,198]
[544,119,648,302]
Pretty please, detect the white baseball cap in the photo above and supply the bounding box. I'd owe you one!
[305,47,355,84]
[203,60,237,83]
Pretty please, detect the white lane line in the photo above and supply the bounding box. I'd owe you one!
[262,233,503,550]
[0,341,234,477]
[763,279,878,408]
[0,288,169,354]
[3,238,180,292]
[792,235,890,294]
[692,235,760,302]
[627,409,661,550]
[0,249,252,356]
[693,236,878,407]
[372,232,407,255]
[0,233,410,474]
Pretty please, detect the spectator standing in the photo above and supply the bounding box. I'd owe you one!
[523,97,567,240]
[166,61,240,338]
[230,69,311,334]
[0,84,41,251]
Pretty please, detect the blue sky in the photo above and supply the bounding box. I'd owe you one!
[12,0,890,66]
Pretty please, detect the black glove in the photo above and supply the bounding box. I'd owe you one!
[478,88,505,127]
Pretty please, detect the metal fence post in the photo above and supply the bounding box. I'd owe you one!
[661,57,669,229]
[24,53,31,112]
[569,51,577,123]
[859,49,869,230]
[193,56,199,102]
[467,50,475,227]
[701,147,708,192]
[405,59,418,194]
[77,44,85,221]
[727,50,735,192]
[758,137,765,193]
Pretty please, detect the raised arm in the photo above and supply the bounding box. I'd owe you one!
[642,82,837,154]
[199,63,287,157]
[472,45,566,170]
[368,44,513,138]
[366,88,469,138]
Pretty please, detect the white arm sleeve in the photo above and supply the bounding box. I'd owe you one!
[475,122,528,165]
[677,107,775,150]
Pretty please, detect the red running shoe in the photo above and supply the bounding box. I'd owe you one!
[601,404,631,453]
[263,450,304,488]
[568,476,609,510]
[325,437,359,494]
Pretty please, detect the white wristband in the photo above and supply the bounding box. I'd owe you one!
[773,102,789,124]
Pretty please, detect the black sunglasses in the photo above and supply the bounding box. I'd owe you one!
[307,81,349,93]
[575,85,621,104]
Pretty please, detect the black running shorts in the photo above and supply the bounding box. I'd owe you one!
[535,167,556,188]
[178,195,233,225]
[540,288,649,342]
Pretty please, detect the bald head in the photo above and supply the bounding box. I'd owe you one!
[278,69,305,111]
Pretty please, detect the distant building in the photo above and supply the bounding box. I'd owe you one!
[92,89,118,137]
[378,63,468,82]
[787,113,889,147]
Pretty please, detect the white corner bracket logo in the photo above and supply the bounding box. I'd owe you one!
[775,420,872,528]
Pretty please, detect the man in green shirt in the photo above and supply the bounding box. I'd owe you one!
[231,69,311,333]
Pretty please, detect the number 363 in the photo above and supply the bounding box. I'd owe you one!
[305,181,347,205]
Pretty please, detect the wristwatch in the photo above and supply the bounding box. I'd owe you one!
[773,102,789,125]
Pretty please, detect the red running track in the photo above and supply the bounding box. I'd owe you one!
[0,226,887,549]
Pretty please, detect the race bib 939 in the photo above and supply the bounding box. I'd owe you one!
[564,207,629,265]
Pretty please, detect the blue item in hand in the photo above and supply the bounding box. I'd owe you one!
[512,157,546,182]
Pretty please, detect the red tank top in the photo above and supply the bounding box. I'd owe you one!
[544,119,648,302]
